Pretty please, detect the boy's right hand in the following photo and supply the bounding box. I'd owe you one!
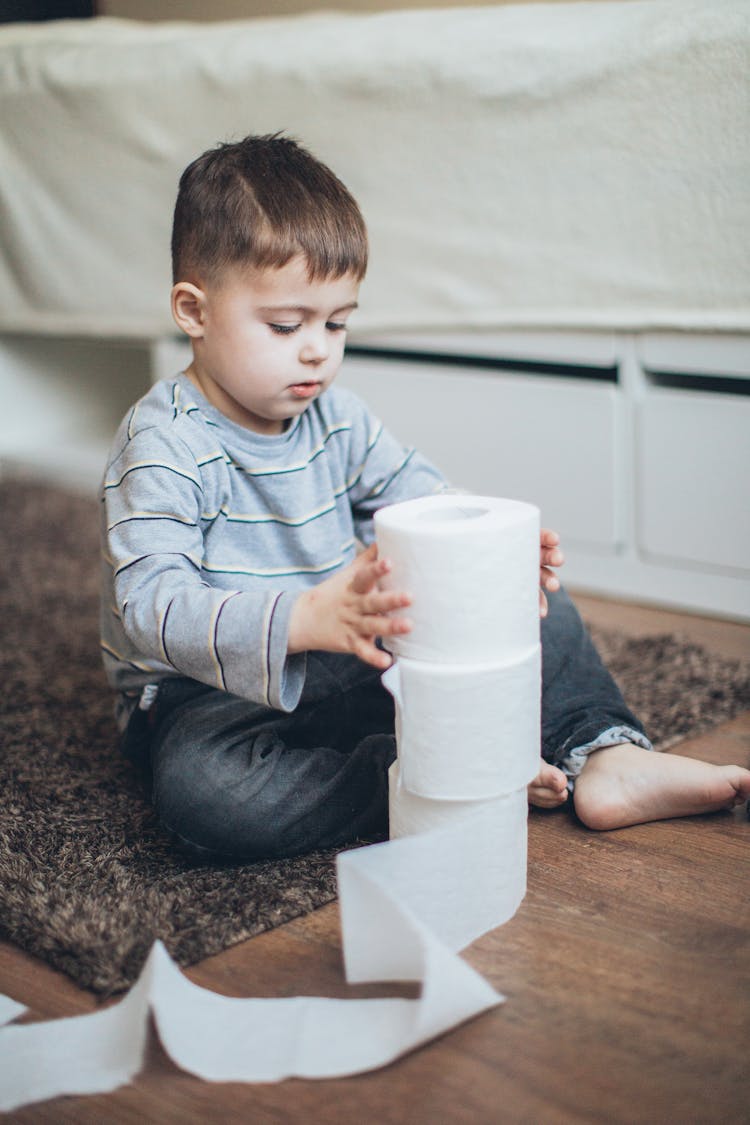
[287,543,412,670]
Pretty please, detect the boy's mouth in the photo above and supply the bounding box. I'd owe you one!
[290,381,321,399]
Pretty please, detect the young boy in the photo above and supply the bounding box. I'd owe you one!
[101,134,750,859]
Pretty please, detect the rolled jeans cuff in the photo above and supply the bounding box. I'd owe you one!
[562,725,654,790]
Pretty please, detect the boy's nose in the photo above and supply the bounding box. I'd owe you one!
[299,333,329,365]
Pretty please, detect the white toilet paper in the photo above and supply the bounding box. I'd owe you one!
[374,494,540,663]
[0,492,541,1109]
[340,786,528,980]
[388,758,529,838]
[382,647,541,799]
[0,788,523,1108]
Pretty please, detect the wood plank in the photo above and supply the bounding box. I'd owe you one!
[574,592,750,661]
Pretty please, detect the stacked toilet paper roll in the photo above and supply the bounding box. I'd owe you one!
[375,493,540,880]
[375,494,539,664]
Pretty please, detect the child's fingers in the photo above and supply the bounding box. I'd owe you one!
[363,588,412,614]
[349,550,391,595]
[541,545,564,567]
[361,612,413,638]
[352,635,394,670]
[539,564,560,617]
[349,592,413,644]
[540,529,564,571]
[540,565,560,591]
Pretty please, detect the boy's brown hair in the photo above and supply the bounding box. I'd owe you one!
[171,133,368,286]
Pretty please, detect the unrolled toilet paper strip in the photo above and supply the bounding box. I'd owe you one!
[0,795,529,1110]
[374,494,540,664]
[341,782,528,979]
[382,647,541,799]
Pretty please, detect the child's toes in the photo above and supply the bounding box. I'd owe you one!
[528,760,569,809]
[528,790,568,809]
[528,783,569,809]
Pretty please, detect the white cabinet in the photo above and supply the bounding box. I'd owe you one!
[340,331,750,621]
[0,335,153,490]
[634,332,750,579]
[338,356,623,552]
[637,388,750,574]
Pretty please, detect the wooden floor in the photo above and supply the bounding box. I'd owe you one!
[2,595,749,1123]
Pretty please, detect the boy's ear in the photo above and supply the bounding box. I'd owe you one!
[171,282,206,338]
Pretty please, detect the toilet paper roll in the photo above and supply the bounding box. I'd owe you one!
[332,765,529,981]
[382,646,541,799]
[374,494,540,663]
[388,760,530,840]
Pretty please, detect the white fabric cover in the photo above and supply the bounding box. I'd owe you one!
[0,1,748,338]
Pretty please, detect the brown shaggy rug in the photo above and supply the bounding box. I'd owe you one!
[1,478,748,995]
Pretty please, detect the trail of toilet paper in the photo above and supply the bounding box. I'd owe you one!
[0,807,522,1110]
[0,494,539,1111]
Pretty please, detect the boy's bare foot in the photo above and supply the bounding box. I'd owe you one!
[528,760,569,809]
[573,743,750,830]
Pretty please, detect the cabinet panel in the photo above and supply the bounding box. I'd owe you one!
[0,335,152,488]
[340,356,622,550]
[637,389,750,574]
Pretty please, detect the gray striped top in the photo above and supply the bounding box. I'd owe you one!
[100,373,446,714]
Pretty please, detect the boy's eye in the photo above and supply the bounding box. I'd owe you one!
[268,321,348,335]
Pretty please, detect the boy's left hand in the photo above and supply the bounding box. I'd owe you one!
[539,528,564,617]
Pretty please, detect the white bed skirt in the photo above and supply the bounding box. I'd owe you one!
[0,0,748,339]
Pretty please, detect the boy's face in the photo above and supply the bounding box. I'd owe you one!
[174,256,360,435]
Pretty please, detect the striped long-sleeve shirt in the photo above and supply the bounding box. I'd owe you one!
[100,373,447,716]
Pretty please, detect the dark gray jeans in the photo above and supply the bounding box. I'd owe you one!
[122,588,645,860]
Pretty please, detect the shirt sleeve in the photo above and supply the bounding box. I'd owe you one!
[102,427,305,711]
[337,390,449,545]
